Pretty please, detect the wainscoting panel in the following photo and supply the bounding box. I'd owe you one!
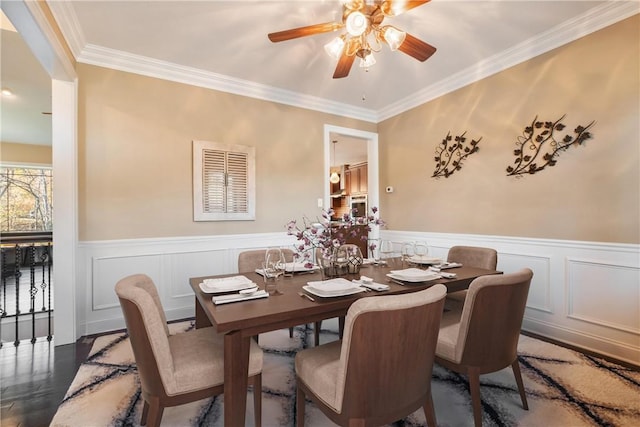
[380,231,639,366]
[78,232,640,365]
[500,251,552,314]
[567,257,640,334]
[92,254,163,311]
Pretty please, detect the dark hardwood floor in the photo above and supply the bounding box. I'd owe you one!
[0,337,94,427]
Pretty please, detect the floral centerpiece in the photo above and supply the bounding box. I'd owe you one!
[286,207,385,273]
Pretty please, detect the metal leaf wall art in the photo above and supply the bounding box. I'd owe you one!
[507,115,595,177]
[432,131,482,179]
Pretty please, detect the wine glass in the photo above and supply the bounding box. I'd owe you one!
[264,248,285,294]
[401,242,415,267]
[414,241,429,258]
[379,240,395,265]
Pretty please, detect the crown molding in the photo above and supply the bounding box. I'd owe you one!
[46,0,86,60]
[376,1,639,122]
[77,44,378,123]
[49,1,638,124]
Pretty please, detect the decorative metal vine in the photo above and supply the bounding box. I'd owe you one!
[506,115,595,177]
[432,131,482,179]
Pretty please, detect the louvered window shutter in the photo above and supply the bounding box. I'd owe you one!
[193,141,255,221]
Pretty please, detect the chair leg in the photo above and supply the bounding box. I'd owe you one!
[338,316,345,339]
[140,400,149,425]
[289,327,294,338]
[314,321,322,346]
[253,373,262,427]
[145,396,164,427]
[468,369,483,427]
[423,392,438,427]
[296,385,306,427]
[511,359,529,410]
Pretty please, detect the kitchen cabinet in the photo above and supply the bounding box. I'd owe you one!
[346,163,367,195]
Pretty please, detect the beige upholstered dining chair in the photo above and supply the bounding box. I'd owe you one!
[295,284,447,427]
[446,245,498,305]
[115,274,263,427]
[435,268,533,427]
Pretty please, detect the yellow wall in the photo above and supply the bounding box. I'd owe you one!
[77,15,639,244]
[77,64,375,240]
[378,15,639,243]
[0,142,52,165]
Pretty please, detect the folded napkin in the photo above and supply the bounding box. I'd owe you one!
[352,279,390,291]
[437,262,462,269]
[428,267,457,279]
[212,290,268,305]
[307,278,356,293]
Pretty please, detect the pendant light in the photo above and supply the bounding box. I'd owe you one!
[329,140,341,184]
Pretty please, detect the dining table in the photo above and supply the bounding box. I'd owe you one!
[189,261,500,426]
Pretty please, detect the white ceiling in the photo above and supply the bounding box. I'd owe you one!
[1,1,637,147]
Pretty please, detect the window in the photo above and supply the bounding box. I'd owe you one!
[193,140,255,221]
[0,166,53,232]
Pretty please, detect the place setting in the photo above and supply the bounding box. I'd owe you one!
[198,275,269,304]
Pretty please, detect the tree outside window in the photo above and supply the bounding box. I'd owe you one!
[0,166,53,232]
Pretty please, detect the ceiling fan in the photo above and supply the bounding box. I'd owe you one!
[267,0,436,79]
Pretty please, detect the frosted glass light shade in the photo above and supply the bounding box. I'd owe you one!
[383,26,406,51]
[359,52,376,68]
[329,172,341,184]
[324,37,346,59]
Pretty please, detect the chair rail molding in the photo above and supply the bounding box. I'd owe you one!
[78,231,640,366]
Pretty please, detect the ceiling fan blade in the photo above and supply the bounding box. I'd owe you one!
[333,53,356,79]
[381,0,430,16]
[268,22,343,43]
[398,33,437,62]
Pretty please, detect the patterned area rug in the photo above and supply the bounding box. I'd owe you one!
[51,320,640,426]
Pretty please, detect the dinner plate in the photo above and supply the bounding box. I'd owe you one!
[284,262,319,273]
[390,268,441,279]
[306,278,357,294]
[302,285,366,298]
[386,272,441,283]
[407,256,442,265]
[199,276,257,294]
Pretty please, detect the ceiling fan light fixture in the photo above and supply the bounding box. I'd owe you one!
[382,26,406,51]
[380,0,403,16]
[359,50,376,68]
[340,0,364,11]
[346,11,368,36]
[324,36,346,59]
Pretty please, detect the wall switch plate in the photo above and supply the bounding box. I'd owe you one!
[317,198,323,208]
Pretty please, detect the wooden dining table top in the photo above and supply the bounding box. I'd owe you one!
[189,263,500,336]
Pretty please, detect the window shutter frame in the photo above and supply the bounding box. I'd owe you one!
[193,140,255,221]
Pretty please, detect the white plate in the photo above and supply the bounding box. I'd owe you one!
[307,278,357,294]
[386,272,441,283]
[199,276,257,294]
[284,262,319,273]
[408,256,442,265]
[390,268,440,279]
[303,285,366,298]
